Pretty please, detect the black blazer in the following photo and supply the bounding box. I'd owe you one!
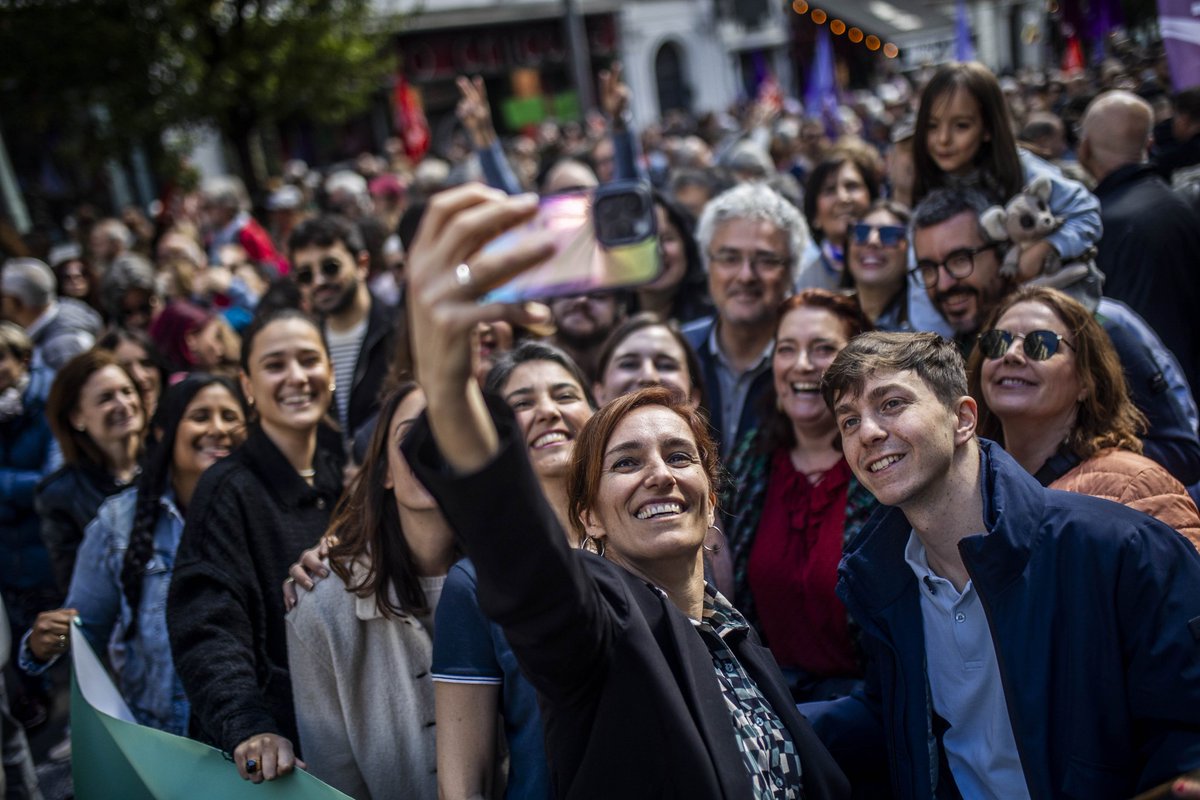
[405,400,849,799]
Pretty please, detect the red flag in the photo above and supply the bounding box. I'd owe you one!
[1062,36,1086,74]
[393,74,431,162]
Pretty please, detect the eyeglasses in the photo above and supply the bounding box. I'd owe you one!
[977,328,1074,361]
[707,250,789,274]
[851,223,907,247]
[294,258,343,286]
[910,242,1000,289]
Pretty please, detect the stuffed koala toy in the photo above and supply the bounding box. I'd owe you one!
[980,175,1063,280]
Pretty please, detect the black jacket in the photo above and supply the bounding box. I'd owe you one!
[166,425,342,753]
[340,297,399,442]
[35,462,128,593]
[1094,163,1200,394]
[405,400,849,800]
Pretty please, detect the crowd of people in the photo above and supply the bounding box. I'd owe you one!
[2,47,1200,799]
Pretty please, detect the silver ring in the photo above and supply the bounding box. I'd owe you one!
[455,262,472,287]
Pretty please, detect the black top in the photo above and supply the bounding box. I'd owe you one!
[36,462,128,593]
[166,424,342,753]
[404,397,849,800]
[1094,163,1200,395]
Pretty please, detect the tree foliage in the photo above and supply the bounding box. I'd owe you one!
[0,0,395,190]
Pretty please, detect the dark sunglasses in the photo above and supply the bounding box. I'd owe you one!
[977,329,1074,361]
[294,258,342,286]
[851,223,907,247]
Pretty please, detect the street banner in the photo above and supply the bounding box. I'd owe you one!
[70,622,350,799]
[1159,0,1200,90]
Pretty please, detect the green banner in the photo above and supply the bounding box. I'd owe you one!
[70,623,351,799]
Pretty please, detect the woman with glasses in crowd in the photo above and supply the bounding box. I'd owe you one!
[21,374,248,734]
[168,309,343,784]
[838,201,913,332]
[968,286,1200,544]
[402,184,848,800]
[723,290,879,702]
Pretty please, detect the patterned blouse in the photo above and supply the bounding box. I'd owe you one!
[693,584,804,799]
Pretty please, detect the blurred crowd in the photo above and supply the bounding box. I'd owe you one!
[1,42,1200,799]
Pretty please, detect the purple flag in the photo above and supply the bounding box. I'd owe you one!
[1160,0,1200,90]
[804,27,839,137]
[955,0,976,62]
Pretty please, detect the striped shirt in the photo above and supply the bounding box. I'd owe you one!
[325,317,367,432]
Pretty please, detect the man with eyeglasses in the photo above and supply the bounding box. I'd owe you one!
[288,215,397,447]
[910,186,1200,484]
[683,183,809,456]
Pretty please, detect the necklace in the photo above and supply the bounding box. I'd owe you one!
[298,468,316,479]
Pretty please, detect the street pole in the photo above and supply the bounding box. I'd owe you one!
[562,0,596,116]
[0,115,31,234]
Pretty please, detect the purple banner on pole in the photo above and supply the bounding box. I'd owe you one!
[1159,0,1200,90]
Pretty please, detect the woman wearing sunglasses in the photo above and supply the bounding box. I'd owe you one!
[967,286,1200,544]
[838,201,912,332]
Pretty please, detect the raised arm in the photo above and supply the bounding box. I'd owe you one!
[458,76,524,195]
[404,184,617,703]
[599,62,646,183]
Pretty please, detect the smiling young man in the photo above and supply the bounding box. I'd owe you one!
[288,216,397,445]
[803,330,1200,800]
[683,183,809,456]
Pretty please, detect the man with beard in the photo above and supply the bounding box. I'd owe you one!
[288,216,397,445]
[548,291,628,383]
[911,187,1200,484]
[683,183,809,457]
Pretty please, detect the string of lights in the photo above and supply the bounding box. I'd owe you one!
[791,0,901,59]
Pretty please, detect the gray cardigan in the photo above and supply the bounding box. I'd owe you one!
[285,560,443,800]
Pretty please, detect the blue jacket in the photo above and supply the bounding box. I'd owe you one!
[682,315,774,459]
[806,440,1200,799]
[0,368,59,593]
[19,486,189,735]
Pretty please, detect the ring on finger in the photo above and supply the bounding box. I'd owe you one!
[455,263,472,288]
[246,758,259,775]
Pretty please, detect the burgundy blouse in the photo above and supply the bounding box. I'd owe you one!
[746,447,859,677]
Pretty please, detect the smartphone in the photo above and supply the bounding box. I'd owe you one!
[481,180,661,304]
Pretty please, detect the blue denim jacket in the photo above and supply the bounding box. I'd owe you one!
[19,486,189,734]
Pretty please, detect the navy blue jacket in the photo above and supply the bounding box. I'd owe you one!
[806,439,1200,799]
[0,368,58,593]
[682,315,774,459]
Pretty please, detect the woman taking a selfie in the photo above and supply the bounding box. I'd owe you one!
[403,185,848,799]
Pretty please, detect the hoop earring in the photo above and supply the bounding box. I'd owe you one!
[703,524,724,554]
[583,535,606,558]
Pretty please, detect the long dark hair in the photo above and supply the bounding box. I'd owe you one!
[121,373,246,637]
[912,62,1023,205]
[649,191,712,324]
[326,382,458,617]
